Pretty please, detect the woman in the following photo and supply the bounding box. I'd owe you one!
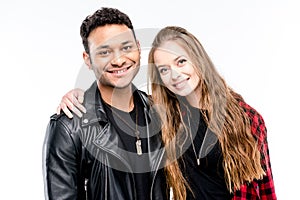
[57,26,276,199]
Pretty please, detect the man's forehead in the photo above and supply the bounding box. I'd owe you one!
[89,25,135,46]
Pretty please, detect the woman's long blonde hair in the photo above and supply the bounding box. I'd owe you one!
[148,26,265,200]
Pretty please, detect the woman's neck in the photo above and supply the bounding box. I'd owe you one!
[185,89,201,109]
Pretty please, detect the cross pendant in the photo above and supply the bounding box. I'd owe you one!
[136,139,142,155]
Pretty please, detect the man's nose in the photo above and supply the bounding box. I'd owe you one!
[111,51,126,67]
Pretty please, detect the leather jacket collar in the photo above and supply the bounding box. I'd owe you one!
[79,81,164,173]
[81,81,149,127]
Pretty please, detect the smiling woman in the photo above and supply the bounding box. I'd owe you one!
[153,40,200,98]
[147,26,277,200]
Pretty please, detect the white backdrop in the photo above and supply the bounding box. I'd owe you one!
[0,0,299,199]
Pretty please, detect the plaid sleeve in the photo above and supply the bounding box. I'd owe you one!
[233,101,277,200]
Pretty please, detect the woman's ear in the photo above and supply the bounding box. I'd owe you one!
[83,52,92,70]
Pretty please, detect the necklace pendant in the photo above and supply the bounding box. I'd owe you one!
[197,158,200,166]
[136,139,142,155]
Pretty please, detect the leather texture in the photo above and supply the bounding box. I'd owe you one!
[43,81,167,200]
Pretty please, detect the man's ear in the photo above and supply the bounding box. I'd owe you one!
[136,40,141,53]
[83,52,92,70]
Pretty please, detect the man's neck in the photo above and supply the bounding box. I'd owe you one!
[98,83,134,112]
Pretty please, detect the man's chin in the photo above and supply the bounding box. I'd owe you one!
[113,83,132,89]
[101,81,132,89]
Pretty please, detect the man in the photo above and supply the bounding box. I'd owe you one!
[43,7,167,200]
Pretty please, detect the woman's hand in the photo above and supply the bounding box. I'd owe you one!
[56,88,86,118]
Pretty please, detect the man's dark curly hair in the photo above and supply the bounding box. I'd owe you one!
[80,7,135,54]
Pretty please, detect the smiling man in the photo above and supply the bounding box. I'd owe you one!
[42,7,167,200]
[84,24,140,90]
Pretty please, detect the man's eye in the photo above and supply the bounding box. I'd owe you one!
[123,45,132,51]
[98,50,110,56]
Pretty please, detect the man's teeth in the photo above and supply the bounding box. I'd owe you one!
[114,69,127,74]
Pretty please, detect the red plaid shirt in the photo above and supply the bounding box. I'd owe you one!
[233,100,277,200]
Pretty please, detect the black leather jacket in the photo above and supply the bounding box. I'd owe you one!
[43,82,167,200]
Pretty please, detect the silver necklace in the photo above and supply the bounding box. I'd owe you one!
[111,106,143,155]
[185,106,210,166]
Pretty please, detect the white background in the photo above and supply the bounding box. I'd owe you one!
[0,0,299,199]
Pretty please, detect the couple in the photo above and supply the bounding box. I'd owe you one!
[43,7,276,200]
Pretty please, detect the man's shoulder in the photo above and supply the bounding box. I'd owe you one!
[48,112,82,135]
[50,112,80,123]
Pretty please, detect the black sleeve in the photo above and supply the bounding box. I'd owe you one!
[42,116,85,200]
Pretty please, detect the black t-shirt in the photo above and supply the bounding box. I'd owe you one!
[181,104,233,200]
[102,91,151,200]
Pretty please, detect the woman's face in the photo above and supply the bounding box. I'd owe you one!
[153,40,200,97]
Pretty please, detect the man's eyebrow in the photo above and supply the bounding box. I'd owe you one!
[121,40,134,45]
[96,45,109,50]
[96,40,134,50]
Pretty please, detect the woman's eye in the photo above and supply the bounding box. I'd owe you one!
[158,67,170,75]
[178,58,187,66]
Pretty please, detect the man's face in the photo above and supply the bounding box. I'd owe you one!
[84,24,141,89]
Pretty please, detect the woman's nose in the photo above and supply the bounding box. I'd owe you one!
[171,67,181,79]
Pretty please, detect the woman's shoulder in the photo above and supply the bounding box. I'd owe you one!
[237,97,267,142]
[231,90,264,124]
